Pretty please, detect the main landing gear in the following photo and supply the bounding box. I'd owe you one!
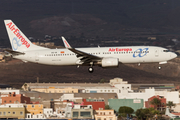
[88,62,94,73]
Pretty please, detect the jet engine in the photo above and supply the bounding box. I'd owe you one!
[101,57,119,67]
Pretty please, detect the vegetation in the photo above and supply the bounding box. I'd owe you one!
[100,79,105,83]
[105,105,111,110]
[23,83,27,91]
[166,101,176,111]
[135,108,160,120]
[150,98,161,110]
[118,106,134,117]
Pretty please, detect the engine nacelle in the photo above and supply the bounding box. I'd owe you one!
[101,57,119,67]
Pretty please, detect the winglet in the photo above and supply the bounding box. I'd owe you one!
[61,36,72,48]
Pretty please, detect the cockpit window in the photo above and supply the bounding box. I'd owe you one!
[163,50,169,52]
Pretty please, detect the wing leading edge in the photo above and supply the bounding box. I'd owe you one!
[61,36,102,65]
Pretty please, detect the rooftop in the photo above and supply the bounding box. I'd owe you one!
[24,82,112,89]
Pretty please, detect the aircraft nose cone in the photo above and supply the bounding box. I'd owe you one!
[171,52,177,59]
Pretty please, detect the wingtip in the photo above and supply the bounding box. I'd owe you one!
[61,36,72,48]
[61,36,66,41]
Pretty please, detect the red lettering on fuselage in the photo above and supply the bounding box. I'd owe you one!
[109,48,132,52]
[6,22,30,48]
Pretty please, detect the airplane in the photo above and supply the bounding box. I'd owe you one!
[4,20,177,73]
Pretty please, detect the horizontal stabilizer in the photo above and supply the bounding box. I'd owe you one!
[4,49,25,55]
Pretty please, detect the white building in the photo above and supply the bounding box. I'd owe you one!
[0,88,20,94]
[102,78,179,104]
[43,108,53,118]
[22,78,179,106]
[116,87,179,104]
[64,103,94,119]
[25,113,45,119]
[155,90,179,103]
[84,78,131,94]
[65,103,72,118]
[54,108,66,118]
[0,104,24,108]
[165,108,180,118]
[59,94,82,102]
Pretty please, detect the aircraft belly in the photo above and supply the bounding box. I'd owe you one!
[14,55,34,63]
[14,54,77,65]
[39,56,77,65]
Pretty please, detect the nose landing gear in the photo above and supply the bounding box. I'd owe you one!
[88,67,94,73]
[158,66,161,70]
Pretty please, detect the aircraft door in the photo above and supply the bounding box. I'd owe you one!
[35,53,39,61]
[155,49,159,57]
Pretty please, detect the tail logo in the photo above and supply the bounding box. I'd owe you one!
[6,22,30,49]
[133,48,149,57]
[12,37,22,50]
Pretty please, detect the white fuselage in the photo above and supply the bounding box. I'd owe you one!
[4,20,177,71]
[13,46,177,66]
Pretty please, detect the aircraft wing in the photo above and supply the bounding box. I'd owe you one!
[61,37,102,64]
[69,48,101,59]
[4,49,25,55]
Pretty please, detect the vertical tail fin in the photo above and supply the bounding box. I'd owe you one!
[4,20,47,52]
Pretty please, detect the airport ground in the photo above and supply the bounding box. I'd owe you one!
[0,57,180,89]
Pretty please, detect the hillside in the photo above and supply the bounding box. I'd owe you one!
[1,0,180,40]
[0,1,180,88]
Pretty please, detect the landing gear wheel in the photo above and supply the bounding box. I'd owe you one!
[158,66,161,70]
[138,63,140,66]
[88,67,94,73]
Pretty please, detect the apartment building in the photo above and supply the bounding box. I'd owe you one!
[71,104,94,119]
[95,109,117,120]
[25,104,43,115]
[0,104,25,119]
[1,92,30,105]
[145,95,166,111]
[0,88,20,94]
[83,98,105,110]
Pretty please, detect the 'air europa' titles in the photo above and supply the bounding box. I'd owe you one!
[6,22,30,48]
[109,48,132,52]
